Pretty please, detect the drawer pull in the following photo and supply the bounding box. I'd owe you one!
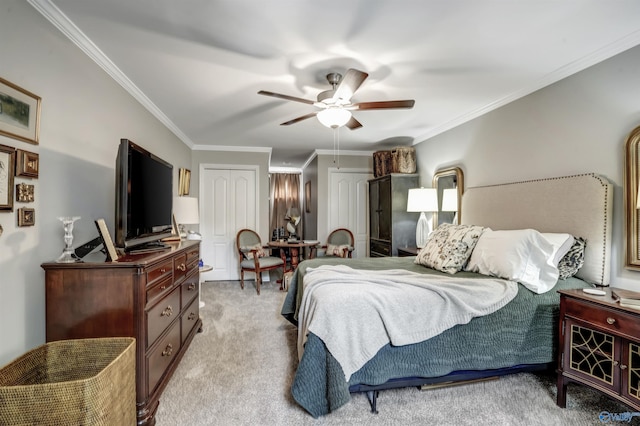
[606,317,616,325]
[160,285,167,290]
[177,263,186,272]
[160,268,166,273]
[162,343,173,357]
[161,305,173,317]
[188,312,197,321]
[621,364,628,370]
[188,283,196,291]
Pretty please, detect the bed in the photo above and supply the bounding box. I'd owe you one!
[281,173,612,417]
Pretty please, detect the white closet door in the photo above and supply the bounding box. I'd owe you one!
[328,170,372,258]
[200,167,257,280]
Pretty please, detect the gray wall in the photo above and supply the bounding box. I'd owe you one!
[415,44,640,290]
[0,1,191,365]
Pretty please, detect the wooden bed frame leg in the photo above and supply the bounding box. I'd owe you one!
[366,391,379,414]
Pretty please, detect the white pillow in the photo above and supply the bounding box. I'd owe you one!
[465,229,559,294]
[540,233,575,267]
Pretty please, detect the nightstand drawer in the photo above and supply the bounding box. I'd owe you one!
[564,297,640,339]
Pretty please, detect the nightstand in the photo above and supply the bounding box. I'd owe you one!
[557,288,640,411]
[397,247,419,257]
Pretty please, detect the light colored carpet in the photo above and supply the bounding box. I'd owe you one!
[155,280,634,425]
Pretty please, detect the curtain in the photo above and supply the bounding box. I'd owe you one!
[270,173,301,238]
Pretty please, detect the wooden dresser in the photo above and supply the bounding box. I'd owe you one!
[368,173,419,257]
[42,240,202,426]
[557,288,640,412]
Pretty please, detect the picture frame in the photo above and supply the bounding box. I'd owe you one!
[0,77,41,145]
[95,218,119,262]
[16,182,34,202]
[17,207,35,226]
[305,181,311,213]
[179,168,191,196]
[0,144,16,211]
[16,149,39,178]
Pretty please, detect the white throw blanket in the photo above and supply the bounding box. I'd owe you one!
[297,265,518,381]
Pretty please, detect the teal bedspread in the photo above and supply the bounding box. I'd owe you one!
[281,257,591,418]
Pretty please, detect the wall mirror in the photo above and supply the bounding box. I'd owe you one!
[432,167,464,230]
[625,125,640,270]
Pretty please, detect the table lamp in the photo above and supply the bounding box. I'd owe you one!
[173,196,200,240]
[407,188,438,248]
[285,207,301,241]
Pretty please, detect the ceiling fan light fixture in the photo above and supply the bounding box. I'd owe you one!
[317,108,351,128]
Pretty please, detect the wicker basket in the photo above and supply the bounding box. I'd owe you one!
[373,150,393,177]
[0,337,136,426]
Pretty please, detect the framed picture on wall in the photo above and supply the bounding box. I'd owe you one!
[16,149,39,178]
[0,77,41,145]
[0,144,16,211]
[179,168,191,196]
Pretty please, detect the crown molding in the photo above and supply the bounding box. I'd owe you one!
[191,145,272,153]
[28,0,195,148]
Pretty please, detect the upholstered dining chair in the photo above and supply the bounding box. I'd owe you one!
[236,228,284,295]
[319,228,355,258]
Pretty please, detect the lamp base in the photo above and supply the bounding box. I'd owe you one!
[415,212,433,248]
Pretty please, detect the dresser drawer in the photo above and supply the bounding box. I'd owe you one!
[181,270,199,308]
[147,320,181,394]
[370,239,391,257]
[174,253,188,283]
[147,275,173,306]
[186,246,199,264]
[181,297,199,344]
[147,259,173,286]
[564,297,640,339]
[147,287,181,348]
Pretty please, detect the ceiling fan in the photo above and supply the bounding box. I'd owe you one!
[258,69,415,130]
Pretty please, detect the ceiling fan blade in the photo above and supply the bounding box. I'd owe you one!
[280,112,318,126]
[353,100,415,110]
[345,116,363,130]
[332,69,369,101]
[258,90,315,105]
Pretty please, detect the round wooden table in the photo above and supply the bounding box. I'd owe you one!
[267,240,319,271]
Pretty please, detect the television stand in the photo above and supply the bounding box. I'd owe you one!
[126,241,171,254]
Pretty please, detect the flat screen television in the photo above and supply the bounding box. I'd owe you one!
[115,138,173,250]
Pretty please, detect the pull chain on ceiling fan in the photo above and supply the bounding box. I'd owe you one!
[258,68,415,129]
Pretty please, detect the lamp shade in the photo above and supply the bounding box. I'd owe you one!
[441,188,458,212]
[173,196,199,225]
[317,108,352,128]
[407,188,438,213]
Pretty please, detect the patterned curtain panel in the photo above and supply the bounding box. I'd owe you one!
[270,173,301,237]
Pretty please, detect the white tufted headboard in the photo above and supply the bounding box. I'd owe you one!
[461,173,612,286]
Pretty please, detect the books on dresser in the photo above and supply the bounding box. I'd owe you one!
[612,288,640,309]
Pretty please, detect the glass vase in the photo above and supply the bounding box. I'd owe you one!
[56,216,81,263]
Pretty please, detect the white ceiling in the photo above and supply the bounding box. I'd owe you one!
[31,0,640,169]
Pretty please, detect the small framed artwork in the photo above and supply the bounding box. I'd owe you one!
[16,149,39,178]
[179,168,191,196]
[0,77,41,145]
[95,218,119,262]
[17,207,35,226]
[0,144,16,211]
[16,183,34,202]
[305,181,311,213]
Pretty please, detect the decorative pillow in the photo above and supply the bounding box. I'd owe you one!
[327,244,350,258]
[242,243,266,260]
[558,237,586,280]
[541,233,575,266]
[414,223,486,274]
[465,229,559,294]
